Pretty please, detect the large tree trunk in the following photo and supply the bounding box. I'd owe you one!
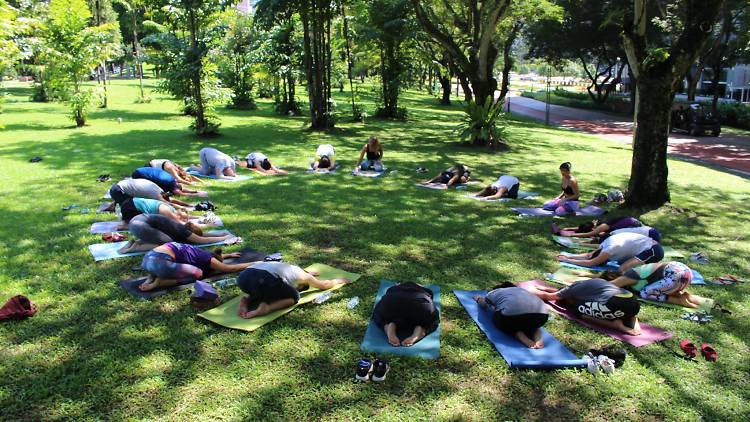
[188,8,206,133]
[132,9,144,100]
[439,72,451,105]
[685,64,701,101]
[710,63,722,116]
[499,23,521,103]
[341,5,357,117]
[627,76,673,207]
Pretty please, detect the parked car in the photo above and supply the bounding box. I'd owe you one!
[670,103,721,136]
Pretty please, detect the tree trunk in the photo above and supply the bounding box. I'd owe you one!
[499,23,521,102]
[341,4,357,117]
[710,63,722,116]
[95,0,108,108]
[188,8,206,133]
[439,72,451,105]
[132,8,144,100]
[627,76,673,207]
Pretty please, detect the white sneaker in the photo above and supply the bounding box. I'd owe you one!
[583,353,598,375]
[597,355,616,374]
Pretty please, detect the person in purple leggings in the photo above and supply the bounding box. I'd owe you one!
[543,162,580,216]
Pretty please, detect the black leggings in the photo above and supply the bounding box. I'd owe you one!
[372,282,439,334]
[129,214,190,244]
[492,312,548,338]
[237,268,300,303]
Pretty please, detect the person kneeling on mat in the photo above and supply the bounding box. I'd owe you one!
[189,147,238,179]
[372,282,439,347]
[311,144,336,170]
[238,151,287,175]
[474,282,548,349]
[606,261,702,308]
[422,164,471,188]
[131,167,204,197]
[236,262,350,319]
[119,214,235,254]
[147,159,202,186]
[531,278,641,336]
[557,232,664,273]
[139,242,254,291]
[473,174,520,200]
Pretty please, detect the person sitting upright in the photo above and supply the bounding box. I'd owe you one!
[543,162,580,216]
[354,136,384,172]
[311,144,336,171]
[422,164,471,188]
[473,174,520,199]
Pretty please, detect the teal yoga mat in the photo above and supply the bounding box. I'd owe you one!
[88,231,238,261]
[360,280,441,360]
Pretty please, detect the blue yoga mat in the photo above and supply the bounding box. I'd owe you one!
[559,259,705,284]
[88,231,237,261]
[187,170,251,182]
[454,290,587,369]
[360,280,441,360]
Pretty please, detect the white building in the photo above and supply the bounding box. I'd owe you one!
[236,0,255,14]
[725,64,750,103]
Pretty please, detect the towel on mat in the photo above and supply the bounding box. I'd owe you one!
[88,230,237,261]
[119,248,276,299]
[515,279,672,347]
[197,264,361,331]
[360,280,441,360]
[454,290,586,369]
[513,206,605,218]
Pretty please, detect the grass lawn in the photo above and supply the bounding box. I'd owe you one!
[1,79,749,421]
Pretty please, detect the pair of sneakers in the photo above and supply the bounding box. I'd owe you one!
[355,358,389,382]
[583,353,615,375]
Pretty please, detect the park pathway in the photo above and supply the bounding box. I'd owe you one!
[505,93,750,177]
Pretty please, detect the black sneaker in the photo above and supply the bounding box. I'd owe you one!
[371,358,389,382]
[355,358,373,381]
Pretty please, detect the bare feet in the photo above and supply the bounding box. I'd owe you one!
[238,296,248,316]
[117,240,135,254]
[401,326,426,347]
[119,240,157,254]
[615,319,641,336]
[385,323,400,347]
[138,276,159,291]
[531,329,545,349]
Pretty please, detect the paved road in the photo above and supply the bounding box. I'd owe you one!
[505,94,750,177]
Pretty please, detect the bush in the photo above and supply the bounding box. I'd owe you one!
[456,96,508,147]
[716,102,750,130]
[190,114,221,137]
[374,106,407,120]
[520,90,631,114]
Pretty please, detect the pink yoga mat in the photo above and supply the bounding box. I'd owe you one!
[516,279,672,347]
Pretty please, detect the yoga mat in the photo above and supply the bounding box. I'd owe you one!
[516,279,672,347]
[119,248,275,299]
[545,268,710,310]
[88,230,238,262]
[187,170,252,182]
[197,264,361,332]
[463,191,539,202]
[512,205,606,218]
[90,216,224,234]
[453,290,587,369]
[360,281,441,360]
[551,235,597,250]
[351,170,386,178]
[557,251,703,282]
[306,163,340,174]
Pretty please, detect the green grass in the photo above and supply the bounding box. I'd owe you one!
[1,79,749,421]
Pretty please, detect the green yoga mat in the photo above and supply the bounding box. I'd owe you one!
[551,235,686,259]
[197,264,361,332]
[544,267,713,311]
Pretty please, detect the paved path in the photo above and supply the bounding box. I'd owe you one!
[506,94,750,177]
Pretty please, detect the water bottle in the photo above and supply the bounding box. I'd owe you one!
[215,277,237,288]
[115,203,122,220]
[346,296,360,309]
[313,291,333,304]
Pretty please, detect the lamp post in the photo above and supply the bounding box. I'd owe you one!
[545,64,551,126]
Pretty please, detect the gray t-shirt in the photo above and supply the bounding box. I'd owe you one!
[599,232,656,262]
[557,278,630,303]
[117,179,164,200]
[201,147,235,173]
[149,159,170,169]
[485,287,548,316]
[250,262,307,288]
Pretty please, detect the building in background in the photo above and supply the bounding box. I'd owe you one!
[725,64,750,103]
[236,0,255,15]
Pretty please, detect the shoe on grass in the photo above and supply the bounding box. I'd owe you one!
[371,358,390,382]
[596,355,615,374]
[355,358,373,381]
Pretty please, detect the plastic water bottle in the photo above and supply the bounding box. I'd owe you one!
[313,291,333,304]
[347,296,360,309]
[215,278,237,288]
[115,203,122,220]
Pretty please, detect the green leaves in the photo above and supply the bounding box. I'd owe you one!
[456,95,508,147]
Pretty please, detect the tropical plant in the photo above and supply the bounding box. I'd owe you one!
[457,96,508,148]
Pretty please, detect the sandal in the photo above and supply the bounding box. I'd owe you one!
[701,343,717,362]
[679,339,697,358]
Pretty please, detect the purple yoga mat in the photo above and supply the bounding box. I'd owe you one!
[512,205,605,217]
[516,279,672,347]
